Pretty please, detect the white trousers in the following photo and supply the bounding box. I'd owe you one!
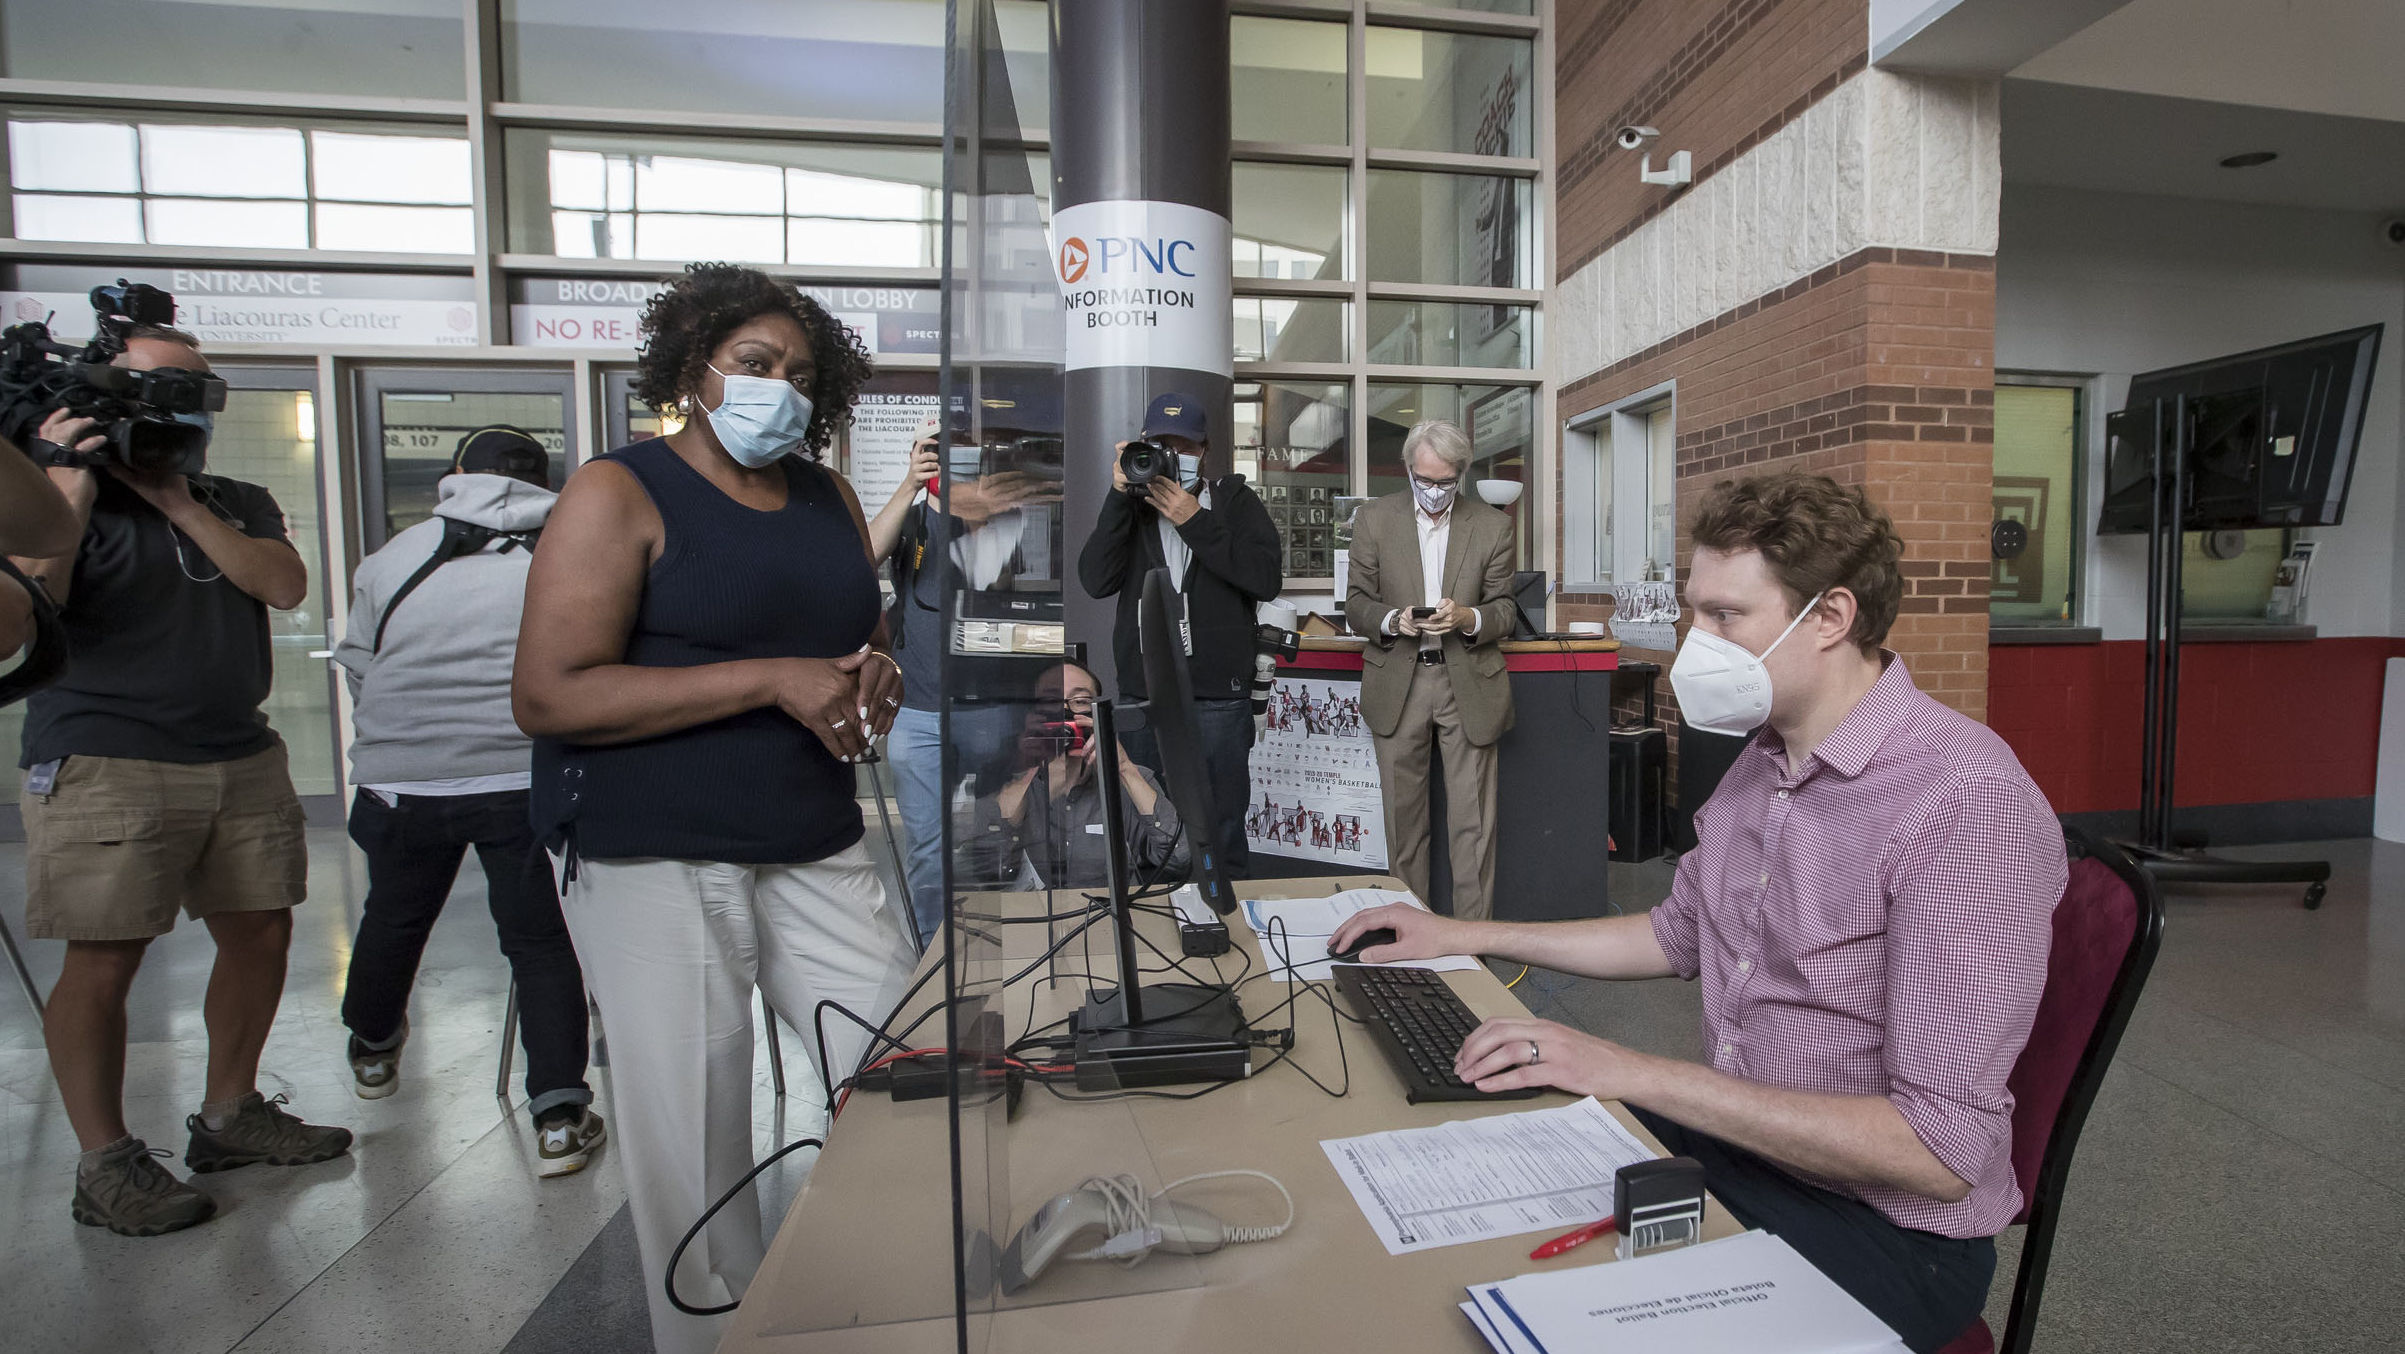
[560,843,918,1354]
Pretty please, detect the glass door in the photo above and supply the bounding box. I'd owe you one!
[0,367,342,818]
[353,367,575,552]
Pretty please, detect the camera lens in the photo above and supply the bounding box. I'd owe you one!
[116,414,206,475]
[1119,437,1168,492]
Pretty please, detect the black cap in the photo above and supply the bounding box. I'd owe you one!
[453,426,550,487]
[1140,393,1207,443]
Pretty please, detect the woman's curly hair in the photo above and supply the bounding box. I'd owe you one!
[631,262,875,460]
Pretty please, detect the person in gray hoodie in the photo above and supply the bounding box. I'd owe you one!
[331,427,603,1178]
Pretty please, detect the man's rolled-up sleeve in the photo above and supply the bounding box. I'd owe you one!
[1880,775,2066,1194]
[1648,792,1725,980]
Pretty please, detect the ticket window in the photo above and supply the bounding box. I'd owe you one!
[353,367,576,552]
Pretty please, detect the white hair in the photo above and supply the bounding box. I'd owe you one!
[1402,419,1472,475]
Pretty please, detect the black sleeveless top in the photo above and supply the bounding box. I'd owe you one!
[531,439,879,864]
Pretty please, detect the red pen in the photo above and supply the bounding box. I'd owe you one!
[1528,1216,1616,1260]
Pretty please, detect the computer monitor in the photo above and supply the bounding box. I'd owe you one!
[2097,324,2382,534]
[1136,566,1239,916]
[1063,568,1250,1088]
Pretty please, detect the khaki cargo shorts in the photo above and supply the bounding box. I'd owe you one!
[21,744,308,942]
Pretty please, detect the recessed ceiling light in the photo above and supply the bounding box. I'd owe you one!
[2219,151,2279,169]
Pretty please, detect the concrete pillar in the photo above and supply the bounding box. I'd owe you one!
[1051,0,1234,696]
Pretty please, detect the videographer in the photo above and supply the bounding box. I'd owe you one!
[5,324,350,1238]
[1076,393,1282,878]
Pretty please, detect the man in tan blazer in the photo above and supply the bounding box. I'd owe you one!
[1343,420,1517,920]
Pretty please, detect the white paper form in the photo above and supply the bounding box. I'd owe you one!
[1476,1230,1909,1354]
[1244,888,1482,983]
[1461,1298,1539,1354]
[1322,1097,1657,1254]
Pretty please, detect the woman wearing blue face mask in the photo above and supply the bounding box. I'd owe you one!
[511,262,916,1354]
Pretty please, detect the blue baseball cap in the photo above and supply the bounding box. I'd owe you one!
[1141,393,1208,443]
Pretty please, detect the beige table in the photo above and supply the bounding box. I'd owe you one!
[719,875,1738,1353]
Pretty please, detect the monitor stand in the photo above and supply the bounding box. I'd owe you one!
[1069,984,1250,1090]
[1069,699,1251,1090]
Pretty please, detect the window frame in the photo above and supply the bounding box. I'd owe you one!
[1561,380,1677,591]
[1991,372,2090,630]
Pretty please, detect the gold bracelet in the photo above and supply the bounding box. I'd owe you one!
[869,648,904,684]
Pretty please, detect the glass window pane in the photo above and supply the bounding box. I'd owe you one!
[1235,382,1350,581]
[634,213,786,264]
[1367,381,1535,571]
[1365,169,1531,287]
[1233,163,1346,281]
[2181,531,2285,621]
[1646,407,1675,576]
[11,194,145,243]
[1367,301,1533,368]
[1379,0,1531,12]
[379,390,569,539]
[144,197,309,249]
[310,131,473,205]
[1991,384,2081,624]
[507,130,957,266]
[1232,17,1347,145]
[9,120,138,192]
[501,0,1049,130]
[0,0,464,100]
[1366,27,1532,157]
[1235,298,1348,364]
[141,124,307,198]
[315,203,475,254]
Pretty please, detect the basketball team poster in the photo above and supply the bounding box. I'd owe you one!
[1247,676,1388,870]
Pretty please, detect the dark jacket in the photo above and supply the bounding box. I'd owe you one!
[962,761,1188,890]
[1077,474,1282,701]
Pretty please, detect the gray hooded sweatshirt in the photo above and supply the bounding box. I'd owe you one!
[333,472,556,787]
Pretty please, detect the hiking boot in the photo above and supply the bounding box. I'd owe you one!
[71,1138,217,1237]
[184,1093,354,1173]
[348,1024,405,1100]
[535,1107,606,1179]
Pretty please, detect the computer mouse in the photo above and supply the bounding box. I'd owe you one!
[1327,927,1397,963]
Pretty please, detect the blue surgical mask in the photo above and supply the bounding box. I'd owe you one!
[703,364,815,468]
[172,409,215,444]
[1177,452,1202,487]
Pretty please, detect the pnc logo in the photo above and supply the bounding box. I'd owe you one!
[1060,237,1091,283]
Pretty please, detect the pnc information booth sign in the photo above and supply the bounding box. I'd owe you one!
[1049,199,1232,376]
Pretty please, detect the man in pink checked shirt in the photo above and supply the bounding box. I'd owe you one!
[1331,473,2066,1354]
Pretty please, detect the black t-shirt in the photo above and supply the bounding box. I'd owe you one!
[20,474,291,767]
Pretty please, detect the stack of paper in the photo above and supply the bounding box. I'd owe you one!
[1462,1229,1908,1354]
[1322,1098,1657,1255]
[1240,888,1480,981]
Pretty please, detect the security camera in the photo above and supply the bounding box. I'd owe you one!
[1616,125,1660,151]
[2383,218,2405,247]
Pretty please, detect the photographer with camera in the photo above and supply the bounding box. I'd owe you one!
[5,322,350,1238]
[1076,393,1282,878]
[961,661,1188,891]
[871,416,1059,947]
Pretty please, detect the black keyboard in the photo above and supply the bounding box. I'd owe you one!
[1332,965,1543,1104]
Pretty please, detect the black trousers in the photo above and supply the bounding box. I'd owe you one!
[1122,695,1254,878]
[1630,1107,1996,1354]
[342,789,592,1115]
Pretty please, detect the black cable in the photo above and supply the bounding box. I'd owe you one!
[664,1135,823,1316]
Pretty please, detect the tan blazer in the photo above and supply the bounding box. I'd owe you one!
[1342,490,1518,747]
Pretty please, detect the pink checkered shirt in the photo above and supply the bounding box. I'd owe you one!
[1649,656,2065,1238]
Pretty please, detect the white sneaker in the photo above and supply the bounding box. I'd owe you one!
[536,1109,606,1178]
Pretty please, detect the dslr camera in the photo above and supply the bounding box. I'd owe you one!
[1118,436,1177,494]
[0,280,227,478]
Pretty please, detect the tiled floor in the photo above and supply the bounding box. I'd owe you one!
[3,831,2400,1353]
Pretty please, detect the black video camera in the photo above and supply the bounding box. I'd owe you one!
[1118,436,1178,494]
[0,280,226,478]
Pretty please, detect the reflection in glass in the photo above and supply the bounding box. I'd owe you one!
[8,116,474,253]
[1367,301,1533,369]
[1367,381,1535,571]
[500,0,1051,132]
[1233,163,1346,281]
[1235,298,1348,364]
[1235,382,1350,581]
[1366,169,1531,288]
[1232,17,1347,145]
[1366,27,1532,157]
[510,131,953,267]
[377,391,570,541]
[0,0,465,99]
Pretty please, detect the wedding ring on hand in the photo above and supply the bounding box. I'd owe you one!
[1527,1040,1542,1066]
[883,696,900,707]
[831,718,849,730]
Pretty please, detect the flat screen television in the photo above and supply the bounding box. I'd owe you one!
[2096,325,2381,535]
